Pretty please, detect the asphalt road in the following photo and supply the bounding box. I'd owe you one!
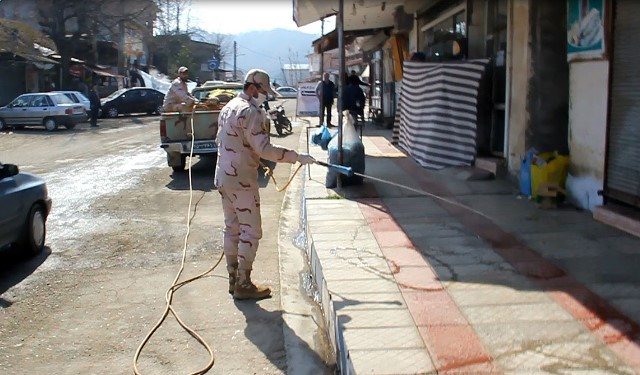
[0,99,334,374]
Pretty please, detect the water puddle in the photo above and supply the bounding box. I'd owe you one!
[293,173,320,304]
[42,145,165,242]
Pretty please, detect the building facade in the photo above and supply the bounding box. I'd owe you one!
[295,0,640,233]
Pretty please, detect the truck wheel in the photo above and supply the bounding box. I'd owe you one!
[168,153,186,172]
[172,163,185,173]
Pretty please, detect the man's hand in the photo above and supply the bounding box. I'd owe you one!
[297,153,316,165]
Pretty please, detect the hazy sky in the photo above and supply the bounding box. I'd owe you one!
[190,0,335,35]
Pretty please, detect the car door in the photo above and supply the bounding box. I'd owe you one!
[3,95,32,125]
[120,90,140,114]
[138,89,152,112]
[0,169,22,244]
[26,94,51,124]
[143,89,161,112]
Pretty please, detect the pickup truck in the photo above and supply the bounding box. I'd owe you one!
[159,110,220,172]
[160,83,273,172]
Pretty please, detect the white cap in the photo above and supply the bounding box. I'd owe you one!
[244,69,276,96]
[178,66,189,73]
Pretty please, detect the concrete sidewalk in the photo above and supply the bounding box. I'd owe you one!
[300,123,640,374]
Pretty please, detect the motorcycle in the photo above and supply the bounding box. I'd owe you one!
[267,102,292,136]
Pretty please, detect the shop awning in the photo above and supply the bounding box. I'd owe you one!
[357,31,390,52]
[12,52,59,64]
[86,67,123,78]
[312,28,377,53]
[294,0,424,31]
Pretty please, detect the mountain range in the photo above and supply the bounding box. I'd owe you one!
[197,28,318,85]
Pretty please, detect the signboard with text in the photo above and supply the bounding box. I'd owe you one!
[295,82,319,117]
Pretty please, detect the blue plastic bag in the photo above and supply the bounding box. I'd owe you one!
[310,126,335,151]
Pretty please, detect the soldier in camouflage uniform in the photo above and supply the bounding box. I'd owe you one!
[215,69,315,300]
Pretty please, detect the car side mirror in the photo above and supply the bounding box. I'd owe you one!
[0,163,19,179]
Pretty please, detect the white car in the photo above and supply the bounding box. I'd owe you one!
[0,92,87,131]
[55,91,91,112]
[276,86,298,98]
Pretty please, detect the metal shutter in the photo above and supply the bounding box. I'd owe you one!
[606,0,640,207]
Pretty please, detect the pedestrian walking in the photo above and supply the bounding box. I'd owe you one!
[343,75,366,125]
[88,81,101,128]
[315,72,336,127]
[215,68,316,300]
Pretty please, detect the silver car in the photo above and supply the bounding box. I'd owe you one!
[0,92,87,131]
[55,90,92,112]
[275,86,298,98]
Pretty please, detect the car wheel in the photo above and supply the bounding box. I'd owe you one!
[106,107,119,118]
[65,124,76,130]
[18,204,46,256]
[43,117,58,131]
[0,118,7,130]
[155,104,164,115]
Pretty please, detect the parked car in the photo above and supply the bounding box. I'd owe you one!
[0,162,52,256]
[276,86,298,98]
[100,87,165,118]
[0,92,87,131]
[55,91,91,112]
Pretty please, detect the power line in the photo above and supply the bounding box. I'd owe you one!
[235,42,280,61]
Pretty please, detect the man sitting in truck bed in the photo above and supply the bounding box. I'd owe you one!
[163,66,198,112]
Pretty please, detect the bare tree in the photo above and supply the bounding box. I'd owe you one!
[0,18,56,55]
[208,32,231,69]
[154,0,193,35]
[36,0,156,86]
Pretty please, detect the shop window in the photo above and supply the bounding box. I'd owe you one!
[422,10,467,62]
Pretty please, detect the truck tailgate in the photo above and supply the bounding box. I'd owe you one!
[161,111,220,142]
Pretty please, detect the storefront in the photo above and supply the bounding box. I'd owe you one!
[605,0,640,209]
[412,0,508,157]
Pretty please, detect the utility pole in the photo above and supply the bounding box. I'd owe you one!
[337,0,344,189]
[233,41,237,81]
[319,18,324,126]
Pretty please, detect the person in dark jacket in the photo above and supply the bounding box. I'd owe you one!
[315,72,336,127]
[349,70,370,87]
[343,75,366,124]
[88,82,101,127]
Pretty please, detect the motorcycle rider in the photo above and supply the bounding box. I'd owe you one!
[215,68,315,300]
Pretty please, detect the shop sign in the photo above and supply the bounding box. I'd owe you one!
[567,0,606,62]
[295,82,319,117]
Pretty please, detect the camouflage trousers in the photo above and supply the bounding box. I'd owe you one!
[219,187,262,270]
